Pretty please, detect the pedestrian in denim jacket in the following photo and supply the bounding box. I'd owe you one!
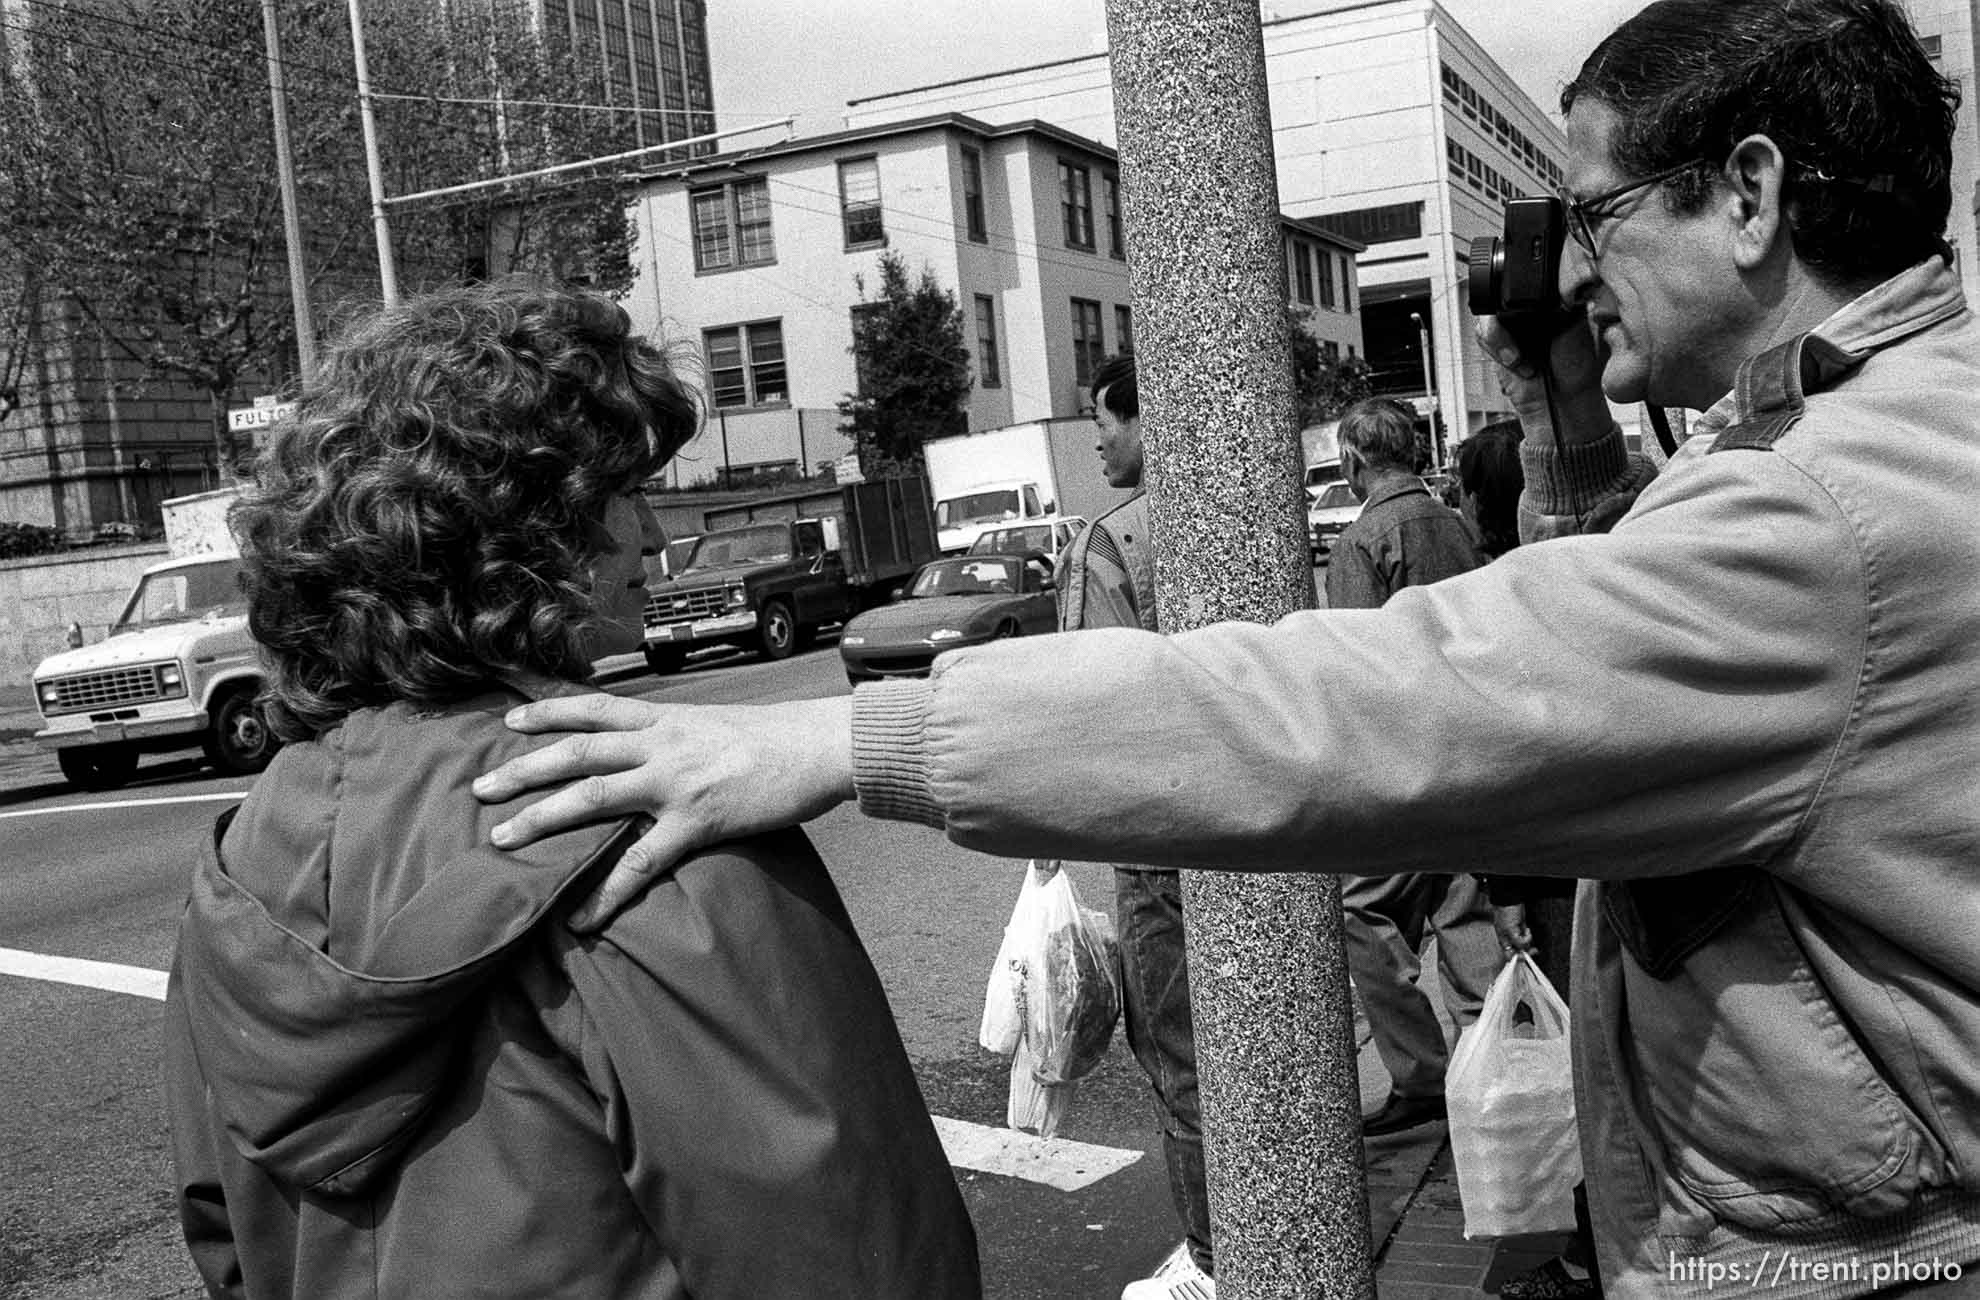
[469,4,1980,1296]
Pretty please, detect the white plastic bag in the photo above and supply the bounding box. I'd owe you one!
[978,861,1122,1137]
[1447,952,1581,1238]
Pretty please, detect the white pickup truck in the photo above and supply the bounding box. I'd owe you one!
[30,492,276,790]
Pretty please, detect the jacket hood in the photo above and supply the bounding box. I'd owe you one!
[173,682,634,1196]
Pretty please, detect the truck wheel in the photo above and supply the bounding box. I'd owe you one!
[203,689,279,776]
[57,743,138,792]
[758,600,796,661]
[644,645,686,676]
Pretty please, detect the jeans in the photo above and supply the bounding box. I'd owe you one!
[1114,867,1213,1275]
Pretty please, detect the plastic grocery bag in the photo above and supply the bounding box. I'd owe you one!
[978,861,1123,1137]
[1447,952,1581,1238]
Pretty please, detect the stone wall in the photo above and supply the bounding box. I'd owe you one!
[0,544,169,688]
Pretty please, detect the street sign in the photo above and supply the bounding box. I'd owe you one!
[226,398,297,433]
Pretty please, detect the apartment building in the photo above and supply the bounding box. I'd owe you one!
[625,113,1362,487]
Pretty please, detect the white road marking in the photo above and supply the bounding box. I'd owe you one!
[0,949,1146,1190]
[0,947,168,1000]
[0,791,246,821]
[931,1114,1143,1191]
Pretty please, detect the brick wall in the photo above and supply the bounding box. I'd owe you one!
[0,544,169,688]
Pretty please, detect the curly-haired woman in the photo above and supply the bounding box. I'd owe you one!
[162,281,981,1300]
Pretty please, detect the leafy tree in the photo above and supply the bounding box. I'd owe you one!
[1287,308,1373,426]
[0,0,636,468]
[839,252,972,474]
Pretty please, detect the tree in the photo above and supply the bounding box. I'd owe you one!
[0,0,637,467]
[1287,309,1374,426]
[838,252,972,474]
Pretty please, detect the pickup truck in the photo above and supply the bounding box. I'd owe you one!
[31,552,276,789]
[639,475,938,674]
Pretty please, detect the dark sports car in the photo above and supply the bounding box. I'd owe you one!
[839,554,1057,683]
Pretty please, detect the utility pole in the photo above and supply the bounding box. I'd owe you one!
[1412,310,1441,468]
[347,0,398,304]
[260,0,316,377]
[1105,0,1373,1295]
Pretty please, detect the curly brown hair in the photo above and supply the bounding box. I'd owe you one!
[235,280,700,739]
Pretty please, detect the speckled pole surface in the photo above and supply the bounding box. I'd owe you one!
[1102,2,1375,1296]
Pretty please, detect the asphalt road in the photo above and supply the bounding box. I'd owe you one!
[0,640,1220,1300]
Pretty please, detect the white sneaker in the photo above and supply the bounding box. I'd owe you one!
[1122,1242,1216,1299]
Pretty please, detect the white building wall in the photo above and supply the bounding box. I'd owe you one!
[847,0,1560,442]
[1905,0,1980,278]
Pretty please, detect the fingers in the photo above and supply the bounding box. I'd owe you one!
[568,815,702,931]
[487,761,660,848]
[474,728,654,805]
[505,693,662,735]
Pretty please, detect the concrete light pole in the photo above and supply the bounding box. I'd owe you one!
[347,0,399,304]
[1104,0,1374,1295]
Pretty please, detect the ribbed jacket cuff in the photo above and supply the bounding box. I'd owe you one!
[850,679,945,829]
[1522,428,1629,517]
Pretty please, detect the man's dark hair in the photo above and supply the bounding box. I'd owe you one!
[1564,0,1958,286]
[1455,420,1525,558]
[235,279,700,739]
[1090,354,1137,419]
[1337,398,1418,474]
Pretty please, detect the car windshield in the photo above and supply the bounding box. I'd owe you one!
[114,559,246,631]
[679,524,791,571]
[1315,483,1359,509]
[969,525,1053,556]
[909,556,1023,598]
[937,489,1021,530]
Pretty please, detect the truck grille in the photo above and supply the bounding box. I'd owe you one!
[40,664,170,716]
[644,585,730,626]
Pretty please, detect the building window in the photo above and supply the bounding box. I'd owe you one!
[1114,304,1134,355]
[974,295,1001,388]
[1920,32,1943,58]
[1323,340,1340,364]
[1317,246,1337,310]
[961,146,988,242]
[1339,254,1354,312]
[1071,298,1105,389]
[703,321,787,407]
[1060,160,1095,250]
[690,177,775,271]
[838,156,884,248]
[1103,172,1124,258]
[1291,238,1315,304]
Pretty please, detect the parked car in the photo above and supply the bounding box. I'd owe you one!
[965,516,1087,564]
[1307,481,1362,564]
[839,554,1057,684]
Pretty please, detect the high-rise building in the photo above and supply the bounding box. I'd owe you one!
[531,0,718,157]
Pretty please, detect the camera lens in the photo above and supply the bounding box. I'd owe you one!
[1467,236,1504,316]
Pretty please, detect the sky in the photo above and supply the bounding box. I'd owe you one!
[705,0,1651,144]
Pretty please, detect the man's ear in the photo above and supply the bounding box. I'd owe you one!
[1723,134,1791,272]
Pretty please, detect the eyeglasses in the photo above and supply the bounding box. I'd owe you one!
[1560,160,1714,255]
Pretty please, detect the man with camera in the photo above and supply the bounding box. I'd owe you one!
[474,1,1980,1293]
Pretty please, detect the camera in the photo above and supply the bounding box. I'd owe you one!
[1468,196,1568,325]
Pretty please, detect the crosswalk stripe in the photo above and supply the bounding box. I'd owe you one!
[0,948,1147,1189]
[0,791,247,821]
[0,947,168,1000]
[931,1114,1143,1190]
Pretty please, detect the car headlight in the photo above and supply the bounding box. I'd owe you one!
[727,586,747,608]
[159,662,184,689]
[842,634,866,646]
[929,629,965,642]
[36,681,59,706]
